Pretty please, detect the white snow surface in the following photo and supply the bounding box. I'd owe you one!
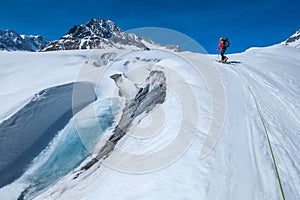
[0,44,300,200]
[0,51,84,122]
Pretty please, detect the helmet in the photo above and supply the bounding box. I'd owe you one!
[219,37,223,41]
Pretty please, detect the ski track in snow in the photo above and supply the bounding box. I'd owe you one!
[222,46,300,199]
[0,45,299,200]
[221,64,280,200]
[243,69,300,199]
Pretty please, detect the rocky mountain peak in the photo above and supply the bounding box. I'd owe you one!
[65,18,122,40]
[284,29,300,48]
[41,18,150,51]
[0,29,49,51]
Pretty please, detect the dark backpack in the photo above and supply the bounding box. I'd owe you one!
[222,38,230,47]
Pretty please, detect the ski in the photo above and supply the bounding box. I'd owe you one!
[216,59,231,64]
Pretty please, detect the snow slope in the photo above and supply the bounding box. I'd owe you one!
[0,44,299,200]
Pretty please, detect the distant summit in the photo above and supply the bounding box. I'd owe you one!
[20,35,50,51]
[0,30,49,51]
[41,18,154,51]
[0,18,181,52]
[283,29,300,48]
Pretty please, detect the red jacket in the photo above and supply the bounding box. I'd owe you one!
[217,39,230,50]
[217,41,225,50]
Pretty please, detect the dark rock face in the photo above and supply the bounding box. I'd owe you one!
[76,70,167,174]
[286,30,300,43]
[41,18,149,51]
[284,29,300,47]
[0,30,49,51]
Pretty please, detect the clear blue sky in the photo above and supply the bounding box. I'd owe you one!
[0,0,299,53]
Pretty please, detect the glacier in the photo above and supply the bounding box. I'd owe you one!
[0,43,299,200]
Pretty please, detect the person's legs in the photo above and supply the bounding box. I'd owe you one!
[221,48,227,61]
[221,48,226,60]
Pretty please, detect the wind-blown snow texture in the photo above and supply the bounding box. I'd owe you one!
[0,41,299,200]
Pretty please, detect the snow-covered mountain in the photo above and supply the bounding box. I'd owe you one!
[20,35,50,51]
[0,30,300,200]
[41,18,175,51]
[0,30,49,51]
[0,19,179,52]
[283,29,300,48]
